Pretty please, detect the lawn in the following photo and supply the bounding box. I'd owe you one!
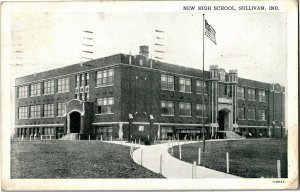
[170,138,287,178]
[11,140,164,178]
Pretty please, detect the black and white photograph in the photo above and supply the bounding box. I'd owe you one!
[1,1,298,190]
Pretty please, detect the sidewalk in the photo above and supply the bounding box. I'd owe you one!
[105,140,240,178]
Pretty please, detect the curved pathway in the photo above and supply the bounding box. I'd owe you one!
[105,140,240,178]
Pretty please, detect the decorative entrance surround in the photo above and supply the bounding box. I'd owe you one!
[66,99,94,135]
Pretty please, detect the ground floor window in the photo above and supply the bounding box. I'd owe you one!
[161,127,173,139]
[95,126,113,140]
[43,127,54,135]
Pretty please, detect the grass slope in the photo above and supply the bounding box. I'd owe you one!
[170,139,287,178]
[11,140,164,178]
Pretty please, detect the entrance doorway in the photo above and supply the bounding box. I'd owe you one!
[70,112,81,133]
[218,110,230,131]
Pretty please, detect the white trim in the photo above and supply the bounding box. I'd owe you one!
[93,122,129,125]
[238,125,269,128]
[160,114,175,117]
[155,122,210,127]
[179,91,192,94]
[15,124,64,128]
[95,84,114,88]
[95,113,114,116]
[161,88,175,91]
[178,115,192,118]
[66,98,83,104]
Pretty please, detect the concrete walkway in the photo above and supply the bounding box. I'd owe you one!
[104,140,240,178]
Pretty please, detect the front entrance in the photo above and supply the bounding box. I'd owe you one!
[218,110,230,131]
[70,111,81,133]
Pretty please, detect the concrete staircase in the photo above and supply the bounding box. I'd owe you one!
[60,133,79,140]
[224,131,245,139]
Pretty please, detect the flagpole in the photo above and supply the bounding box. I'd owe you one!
[202,14,205,138]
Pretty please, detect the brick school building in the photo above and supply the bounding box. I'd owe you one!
[14,45,285,140]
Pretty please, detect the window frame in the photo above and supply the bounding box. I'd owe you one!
[96,97,114,114]
[30,83,41,97]
[43,104,54,118]
[247,88,256,101]
[161,74,174,91]
[18,86,28,99]
[160,100,175,116]
[43,80,54,95]
[18,106,28,119]
[57,77,69,93]
[179,102,192,117]
[30,105,41,119]
[96,69,114,87]
[179,77,192,93]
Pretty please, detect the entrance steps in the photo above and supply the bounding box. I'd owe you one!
[219,131,245,139]
[60,133,79,140]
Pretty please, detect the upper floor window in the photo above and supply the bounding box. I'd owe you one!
[43,80,54,95]
[247,88,255,101]
[258,90,267,102]
[97,97,114,114]
[247,108,256,120]
[57,102,66,116]
[179,78,191,93]
[219,83,229,97]
[179,102,191,116]
[18,86,28,99]
[30,83,41,97]
[238,107,245,119]
[196,80,207,94]
[18,106,28,119]
[58,77,69,93]
[43,104,54,118]
[196,104,207,117]
[30,105,41,119]
[96,69,114,87]
[161,74,174,91]
[237,87,245,99]
[161,100,174,115]
[258,109,266,120]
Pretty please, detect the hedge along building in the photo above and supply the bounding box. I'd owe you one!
[14,45,285,140]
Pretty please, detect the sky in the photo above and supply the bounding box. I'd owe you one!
[11,12,287,86]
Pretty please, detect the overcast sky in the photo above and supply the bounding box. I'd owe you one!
[11,12,287,86]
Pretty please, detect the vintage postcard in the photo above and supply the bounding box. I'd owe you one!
[1,0,298,190]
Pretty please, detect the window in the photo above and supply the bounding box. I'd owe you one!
[161,127,173,139]
[57,102,66,116]
[96,69,114,87]
[43,80,54,95]
[247,108,256,120]
[237,87,245,99]
[247,88,255,100]
[43,104,54,118]
[18,86,28,99]
[258,91,267,102]
[238,107,245,119]
[161,74,174,90]
[97,97,114,114]
[76,75,80,87]
[30,83,41,97]
[219,84,228,96]
[18,107,28,119]
[138,126,144,131]
[196,80,207,94]
[179,78,191,93]
[58,77,69,93]
[43,127,54,135]
[161,100,174,115]
[196,104,207,117]
[179,102,191,116]
[30,105,41,119]
[258,109,266,120]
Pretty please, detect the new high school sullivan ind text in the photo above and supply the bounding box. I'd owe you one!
[183,5,280,11]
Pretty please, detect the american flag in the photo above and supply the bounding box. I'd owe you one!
[205,19,216,44]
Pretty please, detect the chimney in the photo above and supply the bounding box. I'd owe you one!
[139,45,149,58]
